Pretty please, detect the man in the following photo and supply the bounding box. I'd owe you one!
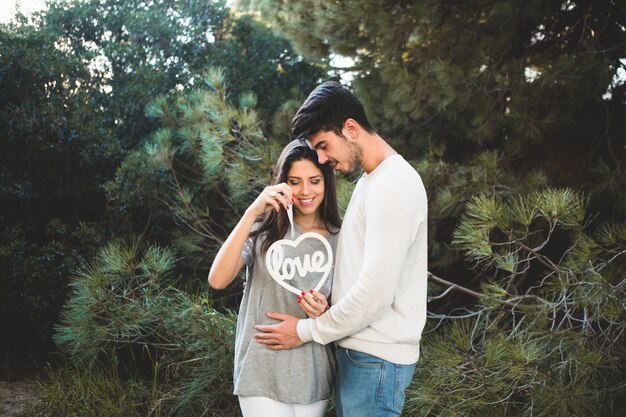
[254,81,428,417]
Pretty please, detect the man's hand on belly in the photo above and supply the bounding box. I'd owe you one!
[253,312,303,350]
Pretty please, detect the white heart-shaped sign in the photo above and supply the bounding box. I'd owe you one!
[265,232,333,295]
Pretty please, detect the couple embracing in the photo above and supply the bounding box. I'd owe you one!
[209,81,428,417]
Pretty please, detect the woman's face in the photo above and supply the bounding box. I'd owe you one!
[286,159,325,217]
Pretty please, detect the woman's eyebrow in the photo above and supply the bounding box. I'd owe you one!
[288,175,323,180]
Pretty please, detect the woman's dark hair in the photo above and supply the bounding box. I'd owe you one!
[250,140,341,254]
[291,81,374,141]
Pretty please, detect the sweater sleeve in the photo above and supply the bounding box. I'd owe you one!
[298,172,425,344]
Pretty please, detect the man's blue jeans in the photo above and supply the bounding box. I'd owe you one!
[335,347,416,417]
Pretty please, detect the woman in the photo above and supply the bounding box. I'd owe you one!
[208,140,341,417]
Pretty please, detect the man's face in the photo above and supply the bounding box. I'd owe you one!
[307,129,362,174]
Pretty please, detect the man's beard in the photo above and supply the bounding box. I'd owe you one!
[341,140,362,174]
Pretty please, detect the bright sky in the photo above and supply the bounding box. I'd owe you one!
[0,0,46,23]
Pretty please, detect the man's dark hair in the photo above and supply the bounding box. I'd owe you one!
[291,81,374,141]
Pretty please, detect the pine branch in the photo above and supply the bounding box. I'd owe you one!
[428,271,518,308]
[428,272,483,299]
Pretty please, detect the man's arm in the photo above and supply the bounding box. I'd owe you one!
[298,177,425,344]
[255,174,426,349]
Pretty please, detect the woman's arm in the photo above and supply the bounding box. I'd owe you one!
[207,209,257,289]
[208,183,293,289]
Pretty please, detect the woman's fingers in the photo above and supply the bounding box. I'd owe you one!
[274,192,291,210]
[297,290,328,318]
[275,183,294,203]
[264,183,293,211]
[272,184,293,209]
[251,184,294,215]
[261,190,281,213]
[297,296,317,318]
[307,290,328,311]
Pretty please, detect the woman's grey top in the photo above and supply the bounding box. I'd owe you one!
[233,224,338,404]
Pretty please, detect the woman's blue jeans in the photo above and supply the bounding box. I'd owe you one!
[335,347,416,417]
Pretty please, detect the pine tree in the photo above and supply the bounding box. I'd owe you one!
[239,0,626,267]
[106,68,275,273]
[238,1,626,414]
[405,189,625,416]
[105,68,355,304]
[54,238,240,416]
[19,0,624,414]
[2,0,329,358]
[52,70,357,415]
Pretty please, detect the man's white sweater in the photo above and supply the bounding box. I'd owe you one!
[297,155,428,365]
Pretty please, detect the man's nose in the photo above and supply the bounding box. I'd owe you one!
[316,151,328,164]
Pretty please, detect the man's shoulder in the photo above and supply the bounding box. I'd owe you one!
[376,156,422,187]
[366,157,426,211]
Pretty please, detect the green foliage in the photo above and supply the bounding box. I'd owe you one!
[42,0,326,148]
[27,366,150,417]
[408,321,622,417]
[54,238,239,416]
[243,0,626,270]
[408,189,626,416]
[42,0,230,147]
[415,150,542,266]
[452,189,588,274]
[105,69,274,289]
[0,21,114,354]
[106,69,353,299]
[0,220,105,353]
[2,0,326,359]
[5,0,624,415]
[208,14,328,123]
[232,17,626,417]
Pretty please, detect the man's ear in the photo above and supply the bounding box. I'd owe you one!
[342,118,360,141]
